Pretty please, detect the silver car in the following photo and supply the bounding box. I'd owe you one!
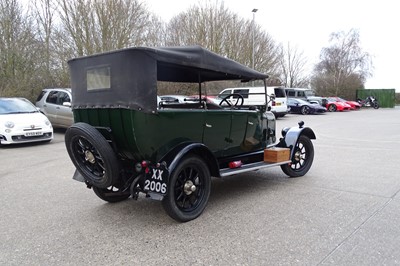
[35,88,73,128]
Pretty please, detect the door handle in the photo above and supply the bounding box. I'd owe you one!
[248,121,254,125]
[205,123,212,128]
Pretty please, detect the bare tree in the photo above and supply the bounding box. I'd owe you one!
[165,0,281,86]
[56,0,157,56]
[279,42,309,88]
[311,29,373,99]
[0,0,41,98]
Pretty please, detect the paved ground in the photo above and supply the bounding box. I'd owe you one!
[1,107,399,265]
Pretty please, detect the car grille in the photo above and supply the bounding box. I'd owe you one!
[11,133,53,142]
[23,127,43,131]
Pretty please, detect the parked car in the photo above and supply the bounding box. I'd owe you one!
[188,95,221,105]
[331,97,361,110]
[322,97,352,112]
[217,86,289,117]
[65,46,316,222]
[285,88,323,105]
[160,95,188,103]
[36,88,73,128]
[0,97,53,145]
[287,98,327,115]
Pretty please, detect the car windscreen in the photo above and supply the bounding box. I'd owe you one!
[0,98,38,114]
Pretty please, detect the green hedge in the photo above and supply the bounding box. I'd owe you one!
[356,89,396,108]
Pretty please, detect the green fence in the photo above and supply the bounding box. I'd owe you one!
[356,89,396,108]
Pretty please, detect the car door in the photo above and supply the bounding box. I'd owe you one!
[56,91,73,127]
[215,109,257,157]
[202,109,233,158]
[241,110,263,152]
[43,91,59,124]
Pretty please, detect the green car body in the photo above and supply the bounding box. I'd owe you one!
[73,107,275,161]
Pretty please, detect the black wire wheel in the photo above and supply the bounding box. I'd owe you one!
[93,186,130,203]
[281,135,314,177]
[301,105,310,115]
[65,122,119,188]
[162,155,211,222]
[328,104,337,112]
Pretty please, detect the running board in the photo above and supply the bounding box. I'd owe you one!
[219,160,291,177]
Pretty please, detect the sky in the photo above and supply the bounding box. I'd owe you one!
[144,0,399,92]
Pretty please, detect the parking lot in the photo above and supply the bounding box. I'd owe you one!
[1,107,400,265]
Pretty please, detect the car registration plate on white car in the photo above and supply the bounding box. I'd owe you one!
[25,131,43,136]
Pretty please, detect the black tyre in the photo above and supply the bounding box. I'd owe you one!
[93,186,130,203]
[373,102,379,109]
[328,104,337,112]
[162,155,211,222]
[281,135,314,177]
[65,122,119,188]
[301,106,310,115]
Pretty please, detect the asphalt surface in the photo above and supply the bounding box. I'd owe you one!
[1,107,399,265]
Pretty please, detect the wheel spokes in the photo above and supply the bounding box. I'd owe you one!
[291,142,308,170]
[174,166,203,211]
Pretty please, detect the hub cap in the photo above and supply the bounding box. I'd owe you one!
[294,151,302,162]
[184,180,197,195]
[84,150,96,164]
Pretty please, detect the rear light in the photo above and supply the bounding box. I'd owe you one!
[272,101,276,106]
[229,161,242,169]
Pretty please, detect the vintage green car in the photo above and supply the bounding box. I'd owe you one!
[65,46,315,222]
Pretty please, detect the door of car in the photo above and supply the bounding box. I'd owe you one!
[242,110,263,151]
[202,109,233,157]
[43,91,59,124]
[56,91,73,127]
[203,108,260,157]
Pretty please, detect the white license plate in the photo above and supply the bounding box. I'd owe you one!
[25,131,43,136]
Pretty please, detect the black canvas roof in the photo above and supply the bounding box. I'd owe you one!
[68,46,268,113]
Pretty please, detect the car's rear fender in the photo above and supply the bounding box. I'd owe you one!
[159,142,219,178]
[278,125,316,157]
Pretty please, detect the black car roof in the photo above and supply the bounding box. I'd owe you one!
[68,46,269,113]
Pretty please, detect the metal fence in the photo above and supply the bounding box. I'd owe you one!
[356,89,396,108]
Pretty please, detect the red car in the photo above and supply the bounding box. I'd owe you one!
[331,97,361,110]
[322,97,351,112]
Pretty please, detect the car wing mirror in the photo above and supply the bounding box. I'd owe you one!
[63,102,72,107]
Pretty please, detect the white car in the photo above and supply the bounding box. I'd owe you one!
[0,97,53,145]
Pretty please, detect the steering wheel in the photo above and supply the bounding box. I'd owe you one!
[219,93,244,107]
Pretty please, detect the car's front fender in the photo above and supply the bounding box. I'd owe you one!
[278,124,316,157]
